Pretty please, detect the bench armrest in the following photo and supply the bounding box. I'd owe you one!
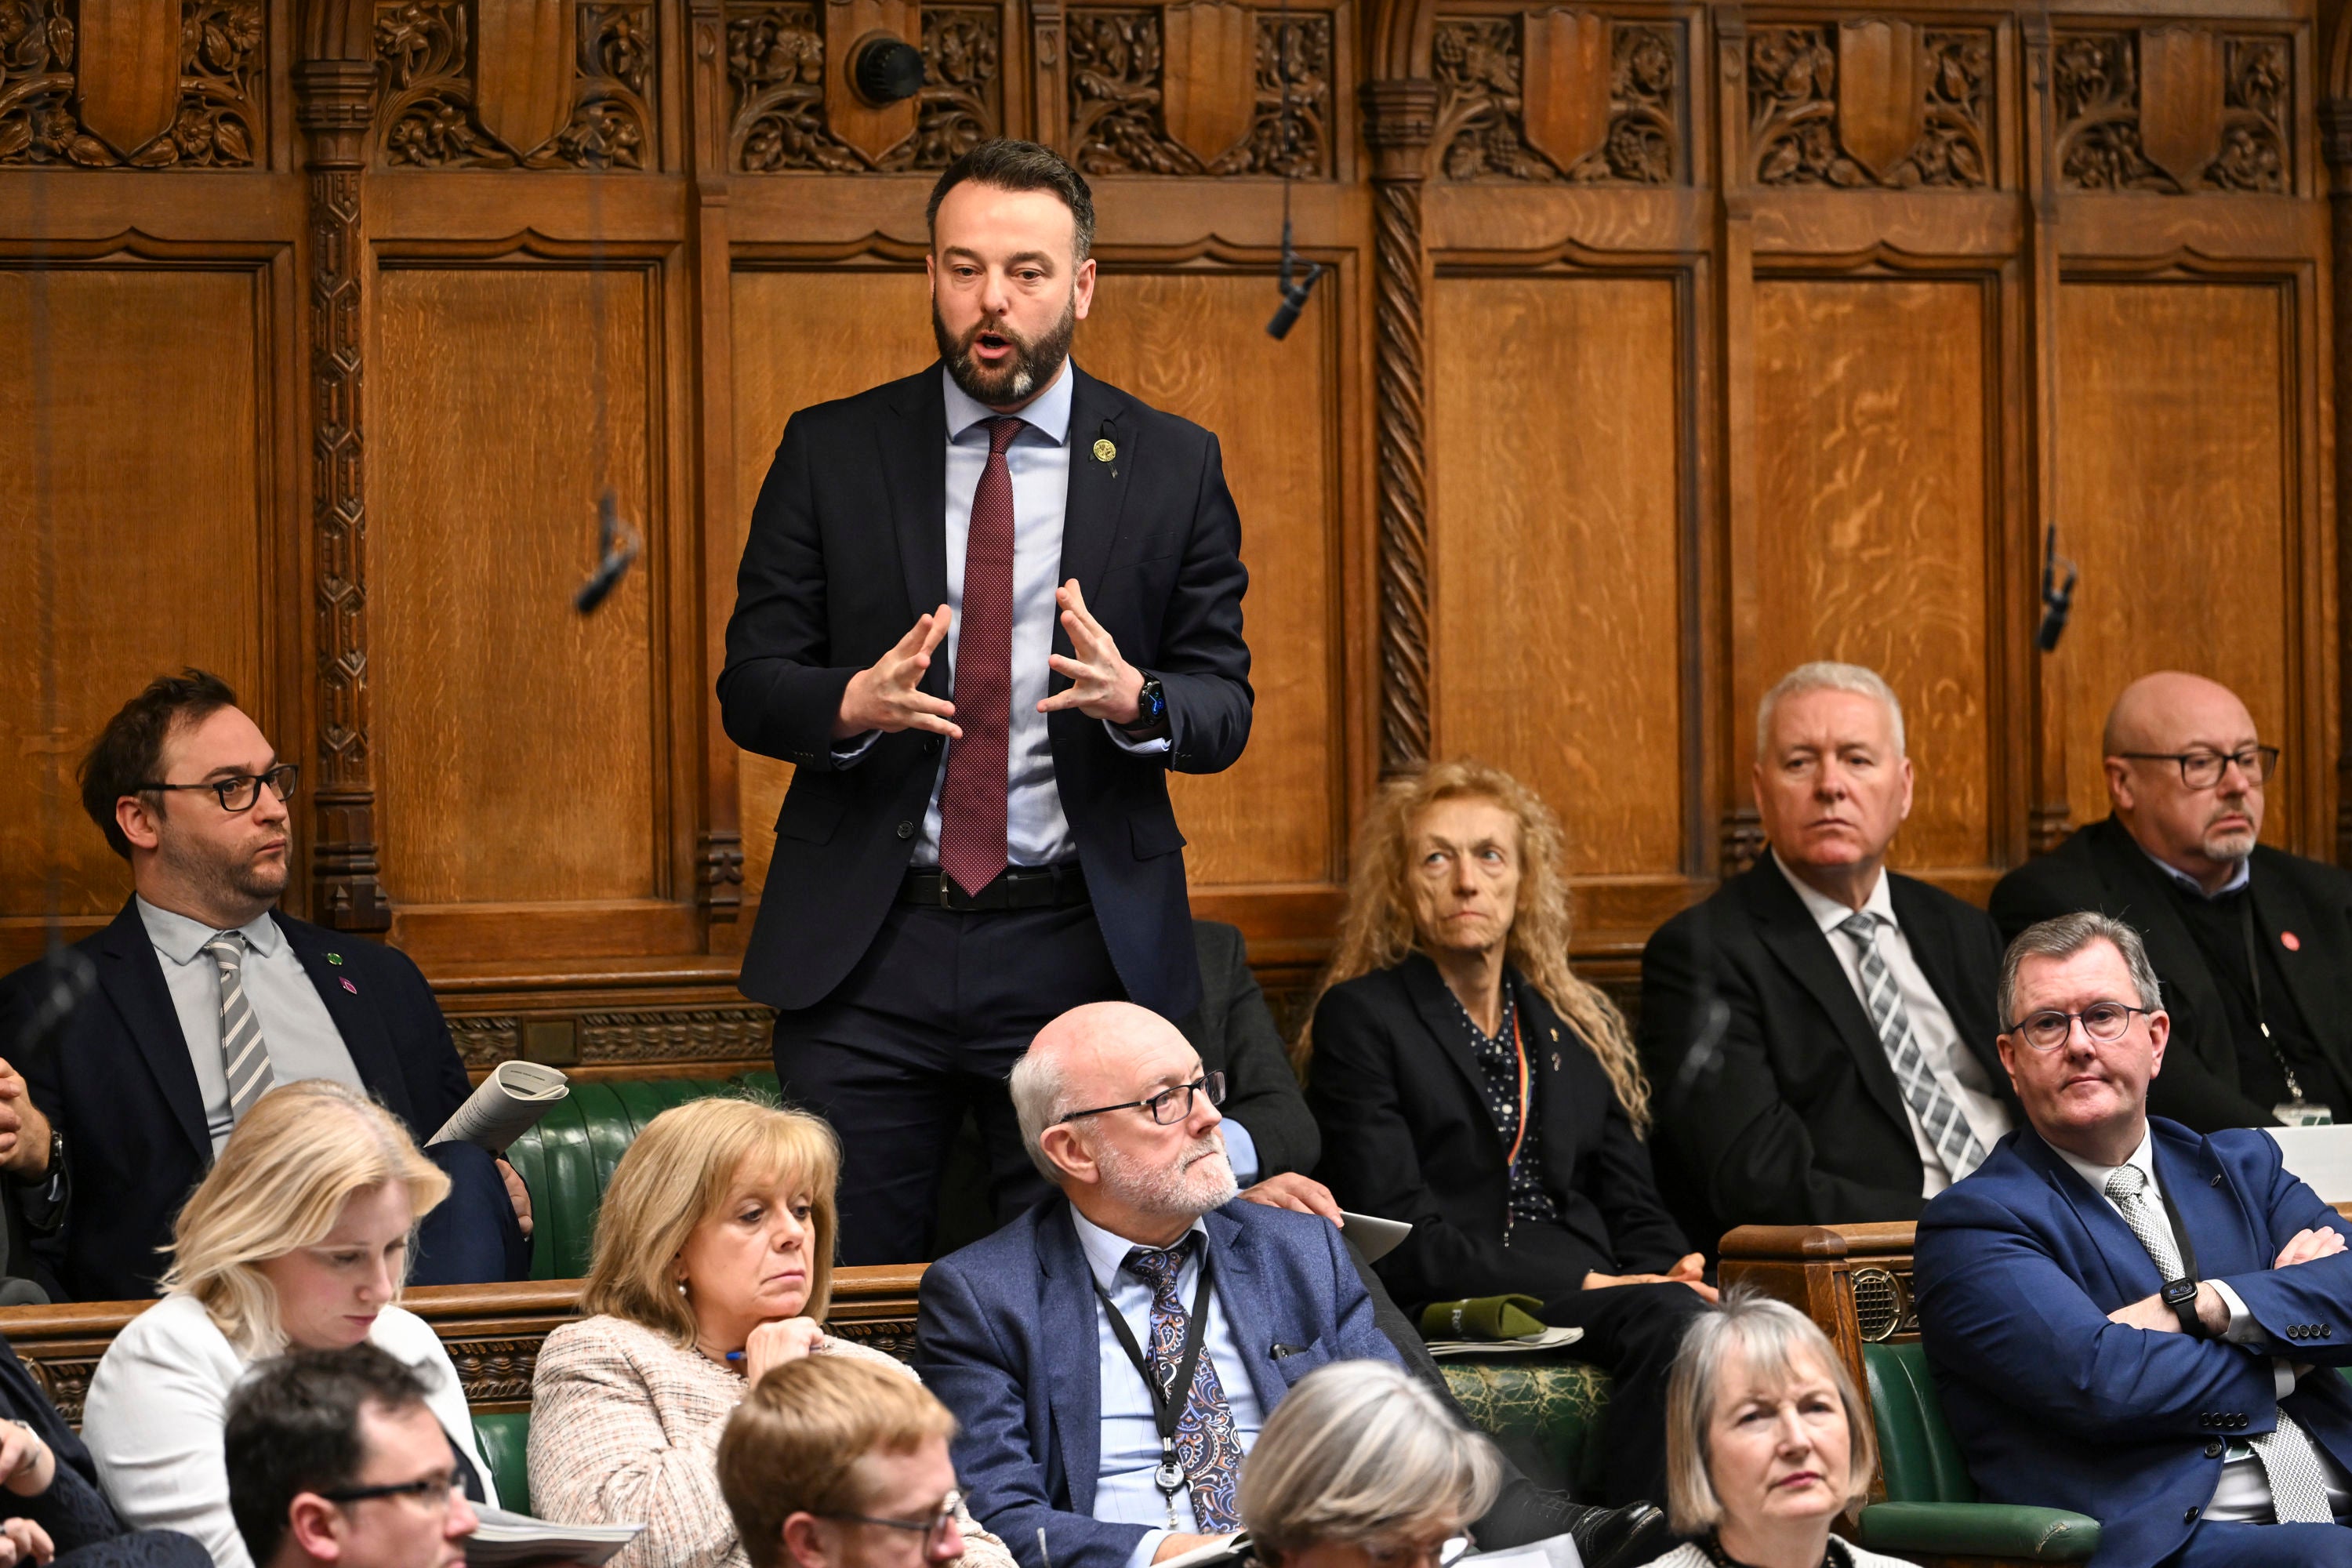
[1854,1501,2100,1562]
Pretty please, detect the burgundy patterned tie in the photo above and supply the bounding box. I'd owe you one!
[936,416,1023,898]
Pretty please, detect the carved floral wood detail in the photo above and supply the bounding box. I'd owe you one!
[1066,8,1332,176]
[726,1,1000,172]
[1430,14,1677,183]
[1747,24,1991,187]
[2054,28,2288,193]
[0,0,262,168]
[447,1005,777,1069]
[375,0,655,169]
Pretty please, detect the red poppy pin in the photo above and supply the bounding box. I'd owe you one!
[340,977,359,993]
[2282,931,2303,953]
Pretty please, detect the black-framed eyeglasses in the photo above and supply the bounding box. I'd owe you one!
[318,1468,461,1510]
[821,1489,964,1552]
[1055,1072,1226,1127]
[2004,1002,2152,1052]
[137,764,301,814]
[2114,746,2279,789]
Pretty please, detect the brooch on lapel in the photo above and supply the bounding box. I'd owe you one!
[340,978,359,994]
[326,952,343,965]
[1552,1052,1562,1072]
[1092,437,1116,463]
[2283,931,2303,952]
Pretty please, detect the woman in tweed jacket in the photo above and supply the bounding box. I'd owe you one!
[528,1099,1014,1568]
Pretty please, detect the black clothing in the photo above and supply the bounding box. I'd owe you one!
[2161,878,2352,1118]
[1990,815,2352,1131]
[1178,920,1319,1181]
[0,1330,206,1568]
[1534,1278,1714,1508]
[1442,983,1561,1226]
[1638,853,2013,1248]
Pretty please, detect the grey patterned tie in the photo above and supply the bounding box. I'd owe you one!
[1839,912,1988,1180]
[201,931,275,1123]
[2104,1164,2336,1523]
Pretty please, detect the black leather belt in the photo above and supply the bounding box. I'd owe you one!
[899,864,1089,912]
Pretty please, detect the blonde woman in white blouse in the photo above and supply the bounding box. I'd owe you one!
[83,1080,495,1568]
[528,1098,1012,1568]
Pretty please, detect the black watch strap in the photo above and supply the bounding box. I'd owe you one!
[2163,1278,2207,1338]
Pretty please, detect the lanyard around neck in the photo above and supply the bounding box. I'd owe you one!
[1504,1004,1531,1168]
[1092,1243,1216,1505]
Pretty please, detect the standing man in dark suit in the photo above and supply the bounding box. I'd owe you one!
[1990,671,2352,1132]
[0,671,528,1301]
[1639,662,2015,1246]
[721,140,1251,1264]
[1916,913,2352,1566]
[1178,920,1316,1185]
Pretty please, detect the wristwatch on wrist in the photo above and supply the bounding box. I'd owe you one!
[2162,1277,2208,1338]
[1123,675,1168,734]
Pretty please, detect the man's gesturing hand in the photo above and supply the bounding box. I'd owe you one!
[1040,581,1145,725]
[834,604,962,739]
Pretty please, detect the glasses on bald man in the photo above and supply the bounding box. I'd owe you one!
[1054,1072,1226,1127]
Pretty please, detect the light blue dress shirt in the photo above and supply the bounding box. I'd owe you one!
[835,363,1168,865]
[1069,1206,1265,1568]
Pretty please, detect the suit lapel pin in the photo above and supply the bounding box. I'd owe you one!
[1092,437,1116,463]
[340,977,358,994]
[2282,931,2303,952]
[326,952,343,965]
[1551,1052,1562,1072]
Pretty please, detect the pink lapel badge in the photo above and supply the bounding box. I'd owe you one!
[340,977,359,993]
[2282,931,2303,952]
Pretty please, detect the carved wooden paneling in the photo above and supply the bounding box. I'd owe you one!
[2056,27,2290,192]
[2056,281,2297,844]
[375,0,656,169]
[447,1004,775,1068]
[1746,22,1992,188]
[1083,270,1340,885]
[725,1,1001,171]
[1748,278,1994,872]
[1431,273,1684,877]
[1067,7,1333,175]
[372,266,661,922]
[1431,12,1679,184]
[0,267,267,949]
[0,0,263,168]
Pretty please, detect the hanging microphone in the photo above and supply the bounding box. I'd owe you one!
[575,488,643,614]
[12,945,92,1069]
[2036,523,2078,652]
[1265,216,1323,340]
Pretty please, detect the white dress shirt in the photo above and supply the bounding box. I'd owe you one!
[2054,1128,2352,1522]
[136,896,366,1154]
[835,362,1167,866]
[84,1292,495,1568]
[1775,859,2013,1193]
[1069,1207,1265,1568]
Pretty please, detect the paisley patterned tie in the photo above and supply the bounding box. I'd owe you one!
[1124,1237,1243,1531]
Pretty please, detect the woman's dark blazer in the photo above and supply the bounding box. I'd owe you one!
[1306,953,1690,1312]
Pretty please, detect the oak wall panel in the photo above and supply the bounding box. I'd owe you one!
[2056,280,2296,844]
[0,267,267,926]
[1429,271,1685,879]
[372,265,659,910]
[1748,276,1996,873]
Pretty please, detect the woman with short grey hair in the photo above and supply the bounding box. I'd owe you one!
[1640,1294,1907,1568]
[1239,1359,1500,1568]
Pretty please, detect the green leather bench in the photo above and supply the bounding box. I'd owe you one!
[1853,1341,2099,1563]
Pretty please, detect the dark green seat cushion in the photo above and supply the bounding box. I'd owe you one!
[474,1411,532,1517]
[1439,1359,1610,1499]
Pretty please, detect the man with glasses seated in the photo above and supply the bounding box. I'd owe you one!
[916,1002,1671,1568]
[1915,913,2352,1566]
[0,670,529,1300]
[224,1345,477,1568]
[1992,671,2352,1131]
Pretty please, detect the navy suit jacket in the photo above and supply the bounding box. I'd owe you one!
[0,899,471,1302]
[916,1195,1397,1568]
[720,364,1253,1021]
[1915,1117,2352,1568]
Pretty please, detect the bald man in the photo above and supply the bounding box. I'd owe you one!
[1991,672,2352,1131]
[914,1002,1669,1568]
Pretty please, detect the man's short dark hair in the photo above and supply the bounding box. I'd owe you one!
[925,140,1095,263]
[78,668,241,859]
[225,1345,433,1567]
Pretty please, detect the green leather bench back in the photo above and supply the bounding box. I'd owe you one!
[475,1411,532,1516]
[1439,1359,1609,1499]
[1863,1339,1977,1504]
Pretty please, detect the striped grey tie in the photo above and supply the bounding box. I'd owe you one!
[201,931,275,1123]
[2104,1164,2336,1523]
[1839,912,1988,1181]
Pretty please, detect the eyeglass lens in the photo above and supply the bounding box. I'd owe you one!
[2180,747,2278,787]
[216,764,300,811]
[1145,1071,1226,1124]
[2020,1004,2135,1050]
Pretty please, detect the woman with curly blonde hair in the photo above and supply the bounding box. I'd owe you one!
[1304,758,1713,1510]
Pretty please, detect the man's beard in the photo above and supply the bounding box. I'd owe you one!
[1094,1129,1239,1221]
[157,828,288,911]
[2205,823,2259,862]
[934,294,1077,408]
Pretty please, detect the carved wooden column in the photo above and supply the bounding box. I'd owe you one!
[297,23,390,931]
[691,0,744,923]
[2024,13,2073,857]
[1714,13,1764,875]
[2325,98,2352,863]
[1362,78,1438,776]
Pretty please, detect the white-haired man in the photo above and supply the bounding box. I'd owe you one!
[1638,662,2016,1245]
[915,1002,1669,1568]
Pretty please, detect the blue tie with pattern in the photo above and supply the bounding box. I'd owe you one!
[1123,1237,1244,1531]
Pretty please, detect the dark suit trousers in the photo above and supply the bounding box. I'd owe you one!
[409,1142,531,1286]
[2169,1520,2352,1564]
[771,902,1126,1264]
[1538,1280,1713,1508]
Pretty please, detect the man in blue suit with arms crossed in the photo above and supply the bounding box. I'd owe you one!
[1917,910,2352,1566]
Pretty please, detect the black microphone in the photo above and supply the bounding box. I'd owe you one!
[575,488,643,614]
[1266,217,1323,341]
[13,945,93,1071]
[2036,524,2078,652]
